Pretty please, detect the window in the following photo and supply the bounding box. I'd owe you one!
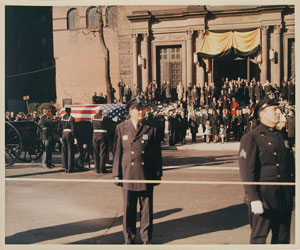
[67,8,80,30]
[86,6,99,28]
[288,38,295,79]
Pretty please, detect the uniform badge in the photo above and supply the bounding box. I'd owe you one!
[122,135,128,140]
[239,148,247,158]
[142,134,149,140]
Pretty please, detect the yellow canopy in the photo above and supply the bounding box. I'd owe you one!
[198,28,262,71]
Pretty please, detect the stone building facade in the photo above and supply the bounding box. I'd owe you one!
[53,5,295,105]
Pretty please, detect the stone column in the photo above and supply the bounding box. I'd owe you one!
[260,26,268,84]
[186,30,193,86]
[197,29,205,88]
[141,33,149,91]
[273,25,281,86]
[132,34,138,90]
[247,57,250,82]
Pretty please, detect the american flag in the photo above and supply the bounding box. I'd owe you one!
[59,104,128,122]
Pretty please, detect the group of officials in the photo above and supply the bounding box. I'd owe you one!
[37,93,294,245]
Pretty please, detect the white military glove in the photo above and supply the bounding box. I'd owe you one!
[74,138,77,145]
[250,200,264,214]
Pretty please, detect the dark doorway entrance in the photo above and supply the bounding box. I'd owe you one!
[156,45,182,88]
[214,57,247,85]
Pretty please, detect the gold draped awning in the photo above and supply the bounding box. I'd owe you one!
[198,28,262,72]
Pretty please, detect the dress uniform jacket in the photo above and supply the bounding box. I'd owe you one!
[113,119,163,191]
[239,123,295,212]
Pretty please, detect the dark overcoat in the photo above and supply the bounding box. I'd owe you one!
[239,123,295,212]
[113,119,162,191]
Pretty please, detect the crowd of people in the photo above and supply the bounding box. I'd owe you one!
[5,110,40,123]
[117,76,295,147]
[6,76,296,148]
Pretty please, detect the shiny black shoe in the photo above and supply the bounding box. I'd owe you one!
[142,240,152,244]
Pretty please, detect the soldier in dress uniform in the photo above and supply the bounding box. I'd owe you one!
[60,106,77,173]
[92,106,111,174]
[239,98,295,244]
[112,98,162,244]
[39,106,56,169]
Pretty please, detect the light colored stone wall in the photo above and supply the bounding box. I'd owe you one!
[53,6,119,105]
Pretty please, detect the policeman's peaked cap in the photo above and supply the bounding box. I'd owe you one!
[254,97,279,118]
[126,97,146,110]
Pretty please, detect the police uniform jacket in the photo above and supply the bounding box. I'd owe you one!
[239,123,295,212]
[113,119,163,191]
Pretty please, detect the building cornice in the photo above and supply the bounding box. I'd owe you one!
[127,5,292,23]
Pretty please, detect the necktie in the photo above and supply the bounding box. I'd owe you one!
[137,122,141,131]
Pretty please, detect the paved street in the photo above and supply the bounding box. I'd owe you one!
[5,145,295,245]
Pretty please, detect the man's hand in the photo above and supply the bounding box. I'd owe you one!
[114,177,123,187]
[250,200,264,214]
[74,138,77,145]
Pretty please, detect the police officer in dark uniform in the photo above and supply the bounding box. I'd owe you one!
[92,106,111,174]
[239,98,295,244]
[39,106,56,169]
[60,106,76,173]
[112,98,162,244]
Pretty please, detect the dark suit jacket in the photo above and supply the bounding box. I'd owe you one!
[239,123,294,212]
[113,119,162,191]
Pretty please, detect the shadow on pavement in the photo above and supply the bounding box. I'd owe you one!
[72,203,248,244]
[5,208,182,244]
[162,154,237,170]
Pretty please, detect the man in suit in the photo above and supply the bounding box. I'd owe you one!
[118,79,125,102]
[60,106,77,173]
[5,111,12,121]
[113,98,162,244]
[189,110,198,142]
[239,98,295,244]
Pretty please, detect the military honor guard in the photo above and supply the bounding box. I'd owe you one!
[92,106,111,174]
[60,106,77,173]
[112,97,162,244]
[239,98,295,244]
[39,106,56,169]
